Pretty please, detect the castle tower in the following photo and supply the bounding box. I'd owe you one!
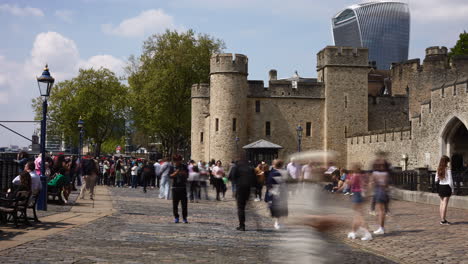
[317,46,369,167]
[191,83,210,162]
[209,53,248,164]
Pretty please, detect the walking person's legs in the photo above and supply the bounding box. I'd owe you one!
[89,174,96,200]
[159,177,166,198]
[173,190,181,222]
[440,196,450,222]
[79,176,88,199]
[181,193,188,222]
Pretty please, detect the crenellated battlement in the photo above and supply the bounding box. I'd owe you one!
[317,46,369,69]
[191,83,210,98]
[210,53,248,75]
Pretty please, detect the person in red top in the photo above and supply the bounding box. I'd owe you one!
[347,163,372,241]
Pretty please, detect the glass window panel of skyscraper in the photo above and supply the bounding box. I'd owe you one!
[332,0,410,70]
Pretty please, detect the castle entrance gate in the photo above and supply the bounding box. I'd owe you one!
[441,117,468,191]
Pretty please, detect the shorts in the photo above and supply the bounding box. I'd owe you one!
[374,188,389,203]
[352,192,363,203]
[438,184,452,198]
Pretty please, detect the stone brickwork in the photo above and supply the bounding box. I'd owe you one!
[191,44,468,171]
[191,83,210,162]
[318,46,369,166]
[368,95,409,131]
[208,54,248,164]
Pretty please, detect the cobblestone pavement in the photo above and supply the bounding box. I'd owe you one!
[326,190,468,264]
[0,186,394,263]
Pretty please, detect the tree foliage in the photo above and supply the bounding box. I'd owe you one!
[127,29,225,155]
[33,68,129,156]
[449,31,468,58]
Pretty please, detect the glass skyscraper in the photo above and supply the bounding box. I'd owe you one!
[332,0,410,69]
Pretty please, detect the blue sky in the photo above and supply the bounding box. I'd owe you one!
[0,0,467,148]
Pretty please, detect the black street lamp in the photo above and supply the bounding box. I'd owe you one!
[77,117,84,159]
[296,125,303,152]
[235,136,240,158]
[36,65,54,211]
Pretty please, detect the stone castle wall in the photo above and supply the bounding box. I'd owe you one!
[246,97,325,161]
[391,47,468,117]
[368,95,409,131]
[191,83,210,162]
[347,77,468,170]
[318,46,369,167]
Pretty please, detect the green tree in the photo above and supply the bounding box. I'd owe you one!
[127,29,224,155]
[449,31,468,58]
[33,68,129,156]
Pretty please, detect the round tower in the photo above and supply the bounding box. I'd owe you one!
[191,83,210,162]
[209,53,248,164]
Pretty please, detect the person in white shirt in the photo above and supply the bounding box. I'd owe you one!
[435,155,454,225]
[286,158,301,180]
[12,161,42,195]
[154,160,162,188]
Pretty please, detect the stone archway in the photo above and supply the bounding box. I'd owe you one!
[441,117,468,170]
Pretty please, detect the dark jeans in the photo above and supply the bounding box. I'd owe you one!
[199,181,209,200]
[173,188,188,220]
[236,186,251,228]
[215,178,226,200]
[255,183,263,199]
[189,181,200,201]
[131,175,138,188]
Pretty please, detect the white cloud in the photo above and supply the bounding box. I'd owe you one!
[102,9,180,37]
[79,55,126,77]
[55,9,73,23]
[411,0,468,23]
[0,4,44,17]
[1,32,125,104]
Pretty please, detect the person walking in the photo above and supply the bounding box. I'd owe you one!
[188,165,200,202]
[198,161,210,200]
[131,162,139,188]
[254,162,266,202]
[231,159,257,231]
[80,157,98,200]
[436,155,454,225]
[171,155,189,223]
[370,158,391,235]
[141,162,154,193]
[115,160,124,187]
[347,163,372,241]
[212,160,226,201]
[159,158,173,199]
[154,159,162,188]
[265,159,288,230]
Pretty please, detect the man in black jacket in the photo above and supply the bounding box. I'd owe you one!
[231,159,257,231]
[171,155,189,223]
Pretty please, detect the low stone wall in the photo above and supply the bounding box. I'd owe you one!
[392,187,468,210]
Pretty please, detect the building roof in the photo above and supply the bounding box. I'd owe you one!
[242,139,283,149]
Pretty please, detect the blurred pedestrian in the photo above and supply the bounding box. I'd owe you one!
[347,163,372,241]
[266,159,288,230]
[159,158,173,199]
[370,157,391,235]
[212,160,226,201]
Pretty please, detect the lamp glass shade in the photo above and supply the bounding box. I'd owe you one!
[36,65,55,97]
[296,125,303,138]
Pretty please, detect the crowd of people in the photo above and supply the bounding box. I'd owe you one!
[5,150,460,241]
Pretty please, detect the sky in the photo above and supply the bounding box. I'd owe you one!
[0,0,467,148]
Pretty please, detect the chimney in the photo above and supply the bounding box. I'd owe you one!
[269,69,277,81]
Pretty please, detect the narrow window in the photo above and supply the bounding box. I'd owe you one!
[344,96,348,108]
[255,100,260,113]
[265,121,271,136]
[306,122,312,137]
[215,118,219,132]
[200,132,204,143]
[232,118,237,132]
[344,126,348,137]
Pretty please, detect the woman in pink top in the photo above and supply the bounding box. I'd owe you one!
[347,163,372,241]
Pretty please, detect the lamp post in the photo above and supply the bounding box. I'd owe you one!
[36,65,54,211]
[78,117,84,159]
[235,136,240,158]
[296,125,303,153]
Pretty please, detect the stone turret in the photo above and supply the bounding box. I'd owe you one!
[208,54,249,164]
[191,83,210,162]
[317,46,369,167]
